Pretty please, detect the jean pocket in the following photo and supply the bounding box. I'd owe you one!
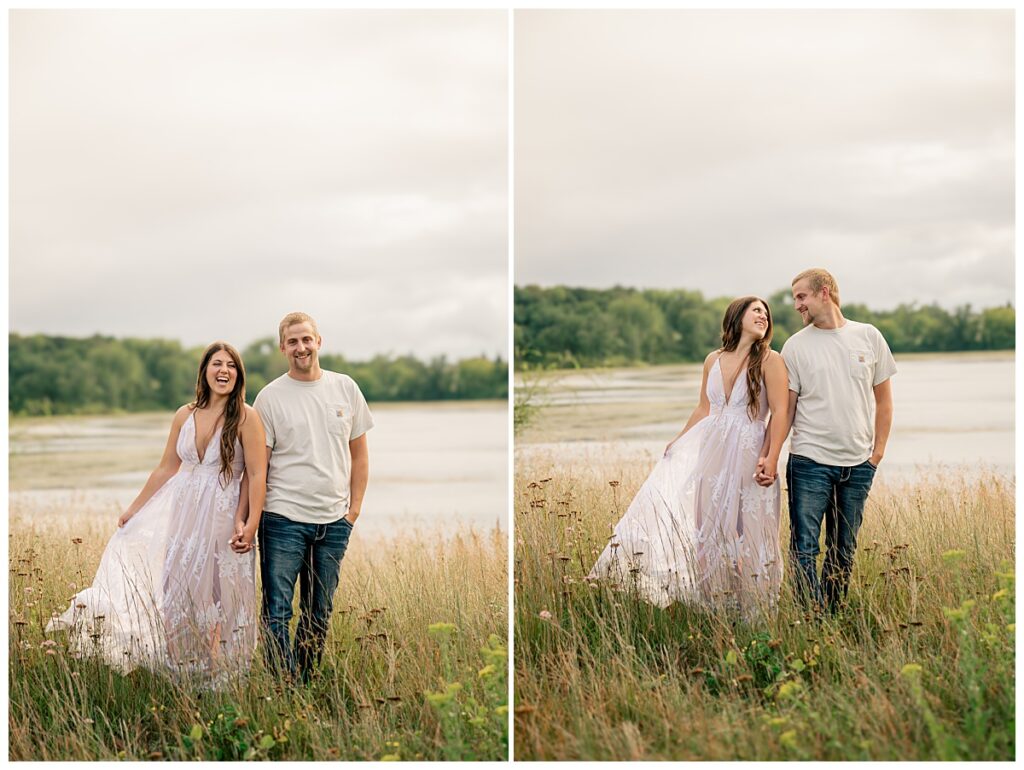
[865,460,878,471]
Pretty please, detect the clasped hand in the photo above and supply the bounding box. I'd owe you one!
[753,456,777,487]
[229,521,256,554]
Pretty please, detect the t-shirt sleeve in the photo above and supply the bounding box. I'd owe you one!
[254,390,275,448]
[781,340,801,393]
[348,381,374,440]
[872,327,898,386]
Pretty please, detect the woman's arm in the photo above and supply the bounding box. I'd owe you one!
[756,352,791,482]
[232,470,250,543]
[665,351,717,454]
[230,406,267,552]
[118,406,189,527]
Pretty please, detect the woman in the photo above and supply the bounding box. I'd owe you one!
[589,297,789,618]
[48,342,267,681]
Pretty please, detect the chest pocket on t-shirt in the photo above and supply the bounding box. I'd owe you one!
[326,404,353,439]
[849,351,874,380]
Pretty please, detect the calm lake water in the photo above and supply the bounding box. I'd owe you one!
[9,401,508,536]
[516,352,1014,481]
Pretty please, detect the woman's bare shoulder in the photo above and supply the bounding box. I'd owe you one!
[240,403,264,428]
[764,350,787,372]
[165,404,193,434]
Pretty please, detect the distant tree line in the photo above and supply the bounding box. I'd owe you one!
[515,285,1015,369]
[9,334,507,416]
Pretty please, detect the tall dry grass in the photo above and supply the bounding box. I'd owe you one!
[514,450,1015,760]
[10,503,508,761]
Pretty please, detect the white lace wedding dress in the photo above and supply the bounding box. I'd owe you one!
[589,357,782,618]
[48,410,257,678]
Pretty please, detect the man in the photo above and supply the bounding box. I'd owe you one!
[254,311,372,680]
[770,269,895,613]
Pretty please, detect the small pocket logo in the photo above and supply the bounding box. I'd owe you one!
[336,408,345,417]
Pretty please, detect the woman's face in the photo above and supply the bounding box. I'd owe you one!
[742,301,769,339]
[205,349,238,398]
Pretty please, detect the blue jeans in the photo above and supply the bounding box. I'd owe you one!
[258,511,353,680]
[786,454,876,612]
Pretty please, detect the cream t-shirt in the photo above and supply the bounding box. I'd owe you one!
[781,319,896,467]
[254,370,374,524]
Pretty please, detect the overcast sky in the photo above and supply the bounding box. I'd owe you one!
[11,10,507,359]
[515,10,1013,310]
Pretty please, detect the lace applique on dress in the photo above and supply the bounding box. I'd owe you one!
[590,355,782,619]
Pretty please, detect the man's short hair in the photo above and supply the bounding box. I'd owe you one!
[792,268,841,306]
[278,312,320,345]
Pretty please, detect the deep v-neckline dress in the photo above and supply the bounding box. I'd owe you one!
[588,355,783,618]
[48,409,256,679]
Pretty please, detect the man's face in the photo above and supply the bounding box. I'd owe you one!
[280,322,322,373]
[792,279,829,326]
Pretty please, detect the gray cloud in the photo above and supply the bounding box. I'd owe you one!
[11,10,508,359]
[515,10,1013,310]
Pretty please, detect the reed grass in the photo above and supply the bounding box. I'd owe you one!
[514,450,1015,760]
[10,504,508,761]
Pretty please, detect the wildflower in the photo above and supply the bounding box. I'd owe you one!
[495,705,509,716]
[779,730,798,749]
[991,589,1009,602]
[381,754,401,761]
[538,610,553,621]
[425,682,462,708]
[427,622,457,640]
[478,665,497,678]
[45,649,57,656]
[942,599,976,622]
[941,549,966,565]
[900,663,923,679]
[776,680,803,701]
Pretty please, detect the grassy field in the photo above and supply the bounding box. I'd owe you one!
[10,504,508,761]
[514,450,1015,761]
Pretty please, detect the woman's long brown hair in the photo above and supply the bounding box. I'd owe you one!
[193,342,246,486]
[719,296,773,422]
